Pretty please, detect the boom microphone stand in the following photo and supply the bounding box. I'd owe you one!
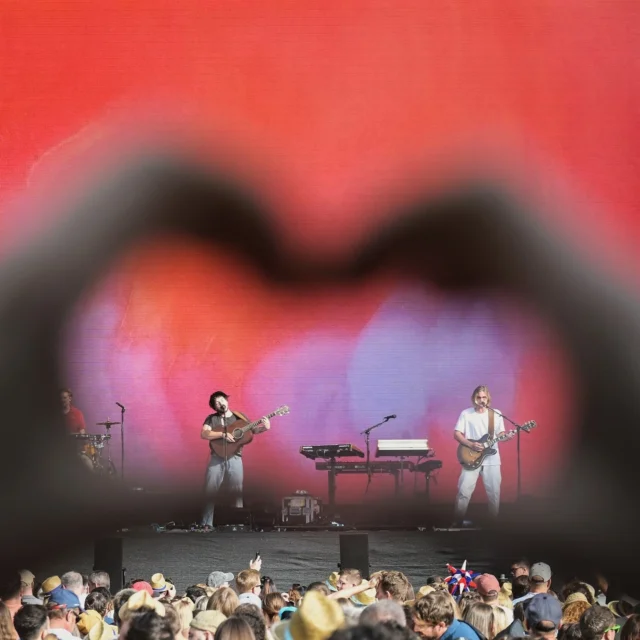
[485,405,523,501]
[360,415,395,493]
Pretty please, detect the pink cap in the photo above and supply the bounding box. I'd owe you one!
[475,573,500,596]
[132,581,153,595]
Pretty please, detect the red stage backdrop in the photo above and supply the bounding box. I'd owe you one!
[2,1,638,504]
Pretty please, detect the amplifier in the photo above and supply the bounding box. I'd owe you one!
[281,494,322,525]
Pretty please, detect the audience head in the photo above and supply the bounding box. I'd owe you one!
[113,589,137,628]
[262,593,286,627]
[206,573,234,590]
[338,570,363,591]
[60,571,84,598]
[621,615,640,640]
[492,606,510,636]
[510,560,531,579]
[328,622,417,640]
[85,590,109,617]
[214,617,255,640]
[271,591,344,640]
[475,575,501,604]
[559,624,583,640]
[207,588,240,618]
[462,602,494,640]
[122,610,174,640]
[89,572,111,593]
[412,591,455,639]
[562,581,596,606]
[14,604,49,640]
[512,576,530,600]
[307,583,331,596]
[20,570,37,596]
[359,600,406,627]
[580,605,617,640]
[186,587,208,605]
[376,572,413,604]
[525,594,563,638]
[237,570,261,597]
[235,603,267,640]
[260,576,276,596]
[529,564,552,593]
[0,572,22,601]
[457,590,481,618]
[189,611,227,640]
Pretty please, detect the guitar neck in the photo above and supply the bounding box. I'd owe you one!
[237,410,279,434]
[485,429,514,447]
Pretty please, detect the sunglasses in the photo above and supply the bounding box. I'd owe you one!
[604,626,621,633]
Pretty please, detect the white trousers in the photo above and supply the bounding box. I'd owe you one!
[454,464,501,520]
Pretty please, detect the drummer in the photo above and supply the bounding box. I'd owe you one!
[61,388,86,434]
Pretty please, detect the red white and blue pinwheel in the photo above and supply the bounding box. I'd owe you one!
[444,560,479,597]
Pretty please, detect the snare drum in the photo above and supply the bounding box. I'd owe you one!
[82,442,97,457]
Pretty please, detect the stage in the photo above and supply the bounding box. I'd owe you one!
[31,527,510,594]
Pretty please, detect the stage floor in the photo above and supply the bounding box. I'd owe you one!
[32,529,511,593]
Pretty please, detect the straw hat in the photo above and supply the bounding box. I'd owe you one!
[150,573,167,594]
[88,621,118,640]
[119,590,166,621]
[77,610,102,635]
[563,593,589,608]
[325,572,339,592]
[272,591,344,640]
[42,576,61,595]
[351,580,376,606]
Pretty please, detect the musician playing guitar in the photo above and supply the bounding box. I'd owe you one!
[200,390,270,531]
[453,385,514,525]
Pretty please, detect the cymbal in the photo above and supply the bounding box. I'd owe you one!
[96,420,121,426]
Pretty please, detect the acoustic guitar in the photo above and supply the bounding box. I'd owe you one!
[456,420,536,470]
[209,406,290,458]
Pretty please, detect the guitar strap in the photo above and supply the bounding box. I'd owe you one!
[232,410,250,422]
[488,408,494,438]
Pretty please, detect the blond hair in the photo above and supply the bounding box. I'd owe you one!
[463,603,494,640]
[471,385,491,406]
[236,570,261,594]
[207,587,240,617]
[492,606,510,636]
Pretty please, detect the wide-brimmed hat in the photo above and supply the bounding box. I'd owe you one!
[119,590,166,621]
[325,572,339,592]
[609,596,639,617]
[563,593,589,608]
[272,591,344,640]
[150,573,167,594]
[87,620,118,640]
[190,611,227,633]
[77,610,102,635]
[351,580,376,606]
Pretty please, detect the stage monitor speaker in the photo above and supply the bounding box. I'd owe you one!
[339,533,370,579]
[94,537,124,592]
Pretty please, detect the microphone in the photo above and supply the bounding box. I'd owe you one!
[116,402,126,411]
[384,414,397,420]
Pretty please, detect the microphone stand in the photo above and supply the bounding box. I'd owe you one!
[360,417,392,493]
[119,404,125,481]
[485,405,523,501]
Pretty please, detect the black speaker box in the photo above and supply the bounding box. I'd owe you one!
[94,537,124,592]
[339,533,370,579]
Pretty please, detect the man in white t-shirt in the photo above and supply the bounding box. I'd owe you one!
[453,385,513,524]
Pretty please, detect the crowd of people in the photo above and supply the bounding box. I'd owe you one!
[1,559,639,640]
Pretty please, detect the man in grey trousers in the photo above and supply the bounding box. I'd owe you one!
[200,390,270,531]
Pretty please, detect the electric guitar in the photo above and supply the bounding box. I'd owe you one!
[209,406,290,458]
[456,420,536,470]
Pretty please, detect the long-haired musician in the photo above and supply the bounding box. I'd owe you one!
[200,391,270,531]
[453,385,512,525]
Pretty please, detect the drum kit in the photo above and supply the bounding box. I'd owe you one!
[70,419,119,475]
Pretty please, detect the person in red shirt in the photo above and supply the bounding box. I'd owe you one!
[61,388,86,434]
